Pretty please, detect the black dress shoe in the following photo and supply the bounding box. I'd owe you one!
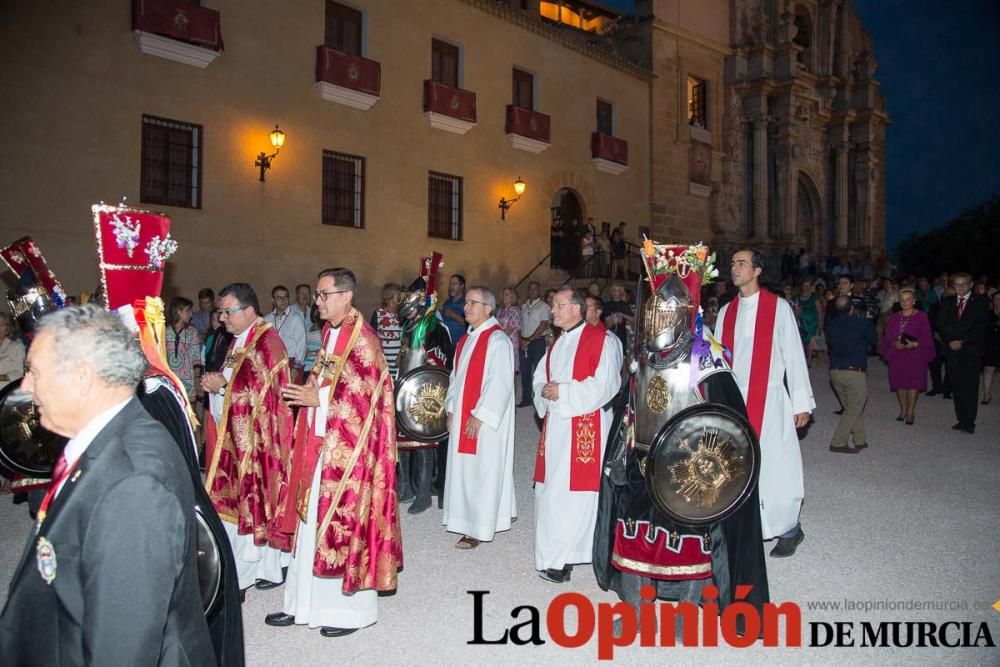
[320,626,358,637]
[961,425,975,434]
[264,612,296,627]
[255,566,288,590]
[951,423,962,430]
[539,566,572,584]
[854,442,869,450]
[769,529,805,558]
[942,393,952,399]
[926,389,940,397]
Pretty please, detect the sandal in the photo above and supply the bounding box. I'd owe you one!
[455,536,481,550]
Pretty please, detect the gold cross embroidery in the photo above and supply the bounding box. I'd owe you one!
[223,348,246,370]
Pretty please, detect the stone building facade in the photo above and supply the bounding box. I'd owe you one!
[607,0,889,276]
[0,0,885,308]
[0,0,651,310]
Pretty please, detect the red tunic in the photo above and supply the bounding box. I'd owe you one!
[277,308,402,594]
[204,321,295,551]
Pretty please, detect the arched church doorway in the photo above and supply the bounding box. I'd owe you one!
[797,172,823,257]
[550,188,584,269]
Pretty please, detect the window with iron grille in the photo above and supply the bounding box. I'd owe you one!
[325,0,362,56]
[140,115,202,209]
[322,150,365,228]
[512,68,534,109]
[428,172,462,240]
[596,99,613,135]
[687,76,707,129]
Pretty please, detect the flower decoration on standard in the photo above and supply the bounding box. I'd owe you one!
[641,237,719,290]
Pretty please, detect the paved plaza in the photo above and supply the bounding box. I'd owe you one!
[2,361,998,666]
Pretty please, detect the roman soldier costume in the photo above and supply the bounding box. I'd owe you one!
[593,240,770,622]
[393,253,453,514]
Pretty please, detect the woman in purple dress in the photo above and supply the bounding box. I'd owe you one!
[879,288,935,425]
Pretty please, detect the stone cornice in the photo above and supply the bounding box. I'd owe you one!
[459,0,654,82]
[651,18,732,57]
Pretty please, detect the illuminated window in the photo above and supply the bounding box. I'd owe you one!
[325,1,362,56]
[428,172,462,240]
[140,115,202,209]
[322,150,365,229]
[596,99,613,135]
[687,76,707,129]
[513,68,534,109]
[432,39,460,88]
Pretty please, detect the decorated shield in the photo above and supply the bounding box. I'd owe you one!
[644,403,759,526]
[394,365,450,443]
[0,379,67,478]
[194,506,223,620]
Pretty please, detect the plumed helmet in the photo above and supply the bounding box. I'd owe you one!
[1,237,65,337]
[397,277,427,320]
[643,273,693,351]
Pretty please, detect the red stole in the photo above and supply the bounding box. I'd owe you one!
[721,289,778,436]
[453,324,501,455]
[280,319,357,531]
[532,323,605,491]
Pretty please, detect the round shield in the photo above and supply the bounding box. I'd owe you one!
[645,403,759,526]
[0,378,66,478]
[194,506,223,620]
[394,366,450,443]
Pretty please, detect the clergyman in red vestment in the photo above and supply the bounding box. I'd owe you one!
[202,282,295,591]
[267,267,402,638]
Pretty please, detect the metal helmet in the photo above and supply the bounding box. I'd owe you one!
[397,278,428,321]
[643,273,693,351]
[6,284,57,337]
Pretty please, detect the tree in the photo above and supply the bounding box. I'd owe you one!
[897,196,1000,278]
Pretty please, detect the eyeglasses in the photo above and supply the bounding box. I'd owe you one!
[465,299,490,308]
[314,289,350,302]
[218,305,248,317]
[552,302,573,310]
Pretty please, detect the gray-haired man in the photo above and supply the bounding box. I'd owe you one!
[1,305,214,665]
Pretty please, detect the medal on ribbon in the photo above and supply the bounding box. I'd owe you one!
[36,536,57,584]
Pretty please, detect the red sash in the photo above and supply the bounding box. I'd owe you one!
[453,324,501,455]
[280,322,355,531]
[532,323,605,491]
[721,289,777,436]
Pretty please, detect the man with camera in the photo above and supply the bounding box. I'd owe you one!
[824,295,876,453]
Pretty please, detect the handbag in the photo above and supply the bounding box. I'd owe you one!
[899,332,918,345]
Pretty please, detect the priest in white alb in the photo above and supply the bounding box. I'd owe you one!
[532,288,622,583]
[714,248,815,559]
[442,286,517,549]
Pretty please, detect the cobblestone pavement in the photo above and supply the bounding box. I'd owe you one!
[2,361,998,665]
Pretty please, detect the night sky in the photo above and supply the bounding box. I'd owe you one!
[604,0,1000,249]
[852,0,1000,249]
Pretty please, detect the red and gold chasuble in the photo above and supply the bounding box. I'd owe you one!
[532,323,606,491]
[204,321,295,551]
[453,324,501,455]
[720,289,778,437]
[276,308,402,594]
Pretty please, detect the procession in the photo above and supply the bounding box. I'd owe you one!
[1,1,998,665]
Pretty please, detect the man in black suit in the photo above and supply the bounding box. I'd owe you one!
[0,305,215,666]
[937,273,989,434]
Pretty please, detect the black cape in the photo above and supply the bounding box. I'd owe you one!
[593,371,770,613]
[139,379,245,667]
